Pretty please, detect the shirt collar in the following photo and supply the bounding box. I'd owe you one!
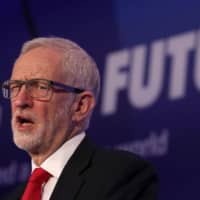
[32,132,86,178]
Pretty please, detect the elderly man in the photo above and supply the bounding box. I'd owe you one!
[2,37,158,200]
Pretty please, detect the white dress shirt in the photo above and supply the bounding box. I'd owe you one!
[31,132,85,200]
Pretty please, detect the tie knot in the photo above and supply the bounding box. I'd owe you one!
[22,168,52,200]
[29,168,52,184]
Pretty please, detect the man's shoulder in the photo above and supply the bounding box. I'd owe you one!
[80,136,156,172]
[93,144,156,174]
[75,138,158,199]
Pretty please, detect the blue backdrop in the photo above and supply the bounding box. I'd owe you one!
[0,0,199,199]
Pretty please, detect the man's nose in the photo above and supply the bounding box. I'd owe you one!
[13,85,33,108]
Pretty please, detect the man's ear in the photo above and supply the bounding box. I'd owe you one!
[71,91,96,122]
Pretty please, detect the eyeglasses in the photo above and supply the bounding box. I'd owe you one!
[2,78,84,100]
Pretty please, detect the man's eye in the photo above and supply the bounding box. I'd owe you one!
[10,85,20,91]
[38,84,48,90]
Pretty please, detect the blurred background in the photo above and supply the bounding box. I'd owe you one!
[0,0,199,199]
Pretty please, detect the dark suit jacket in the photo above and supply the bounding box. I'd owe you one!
[2,137,158,200]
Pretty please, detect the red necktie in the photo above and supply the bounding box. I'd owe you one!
[22,168,52,200]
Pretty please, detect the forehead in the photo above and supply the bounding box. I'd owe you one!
[11,47,65,81]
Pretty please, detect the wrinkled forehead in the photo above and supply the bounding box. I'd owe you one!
[11,47,67,82]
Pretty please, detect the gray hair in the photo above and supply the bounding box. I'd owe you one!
[20,37,100,100]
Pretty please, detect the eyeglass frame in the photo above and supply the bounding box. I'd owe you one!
[2,78,85,100]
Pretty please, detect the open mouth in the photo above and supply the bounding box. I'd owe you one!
[16,116,34,127]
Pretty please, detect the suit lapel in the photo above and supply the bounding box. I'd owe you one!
[50,137,96,200]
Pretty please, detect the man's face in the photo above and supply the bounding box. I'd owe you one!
[10,47,74,157]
